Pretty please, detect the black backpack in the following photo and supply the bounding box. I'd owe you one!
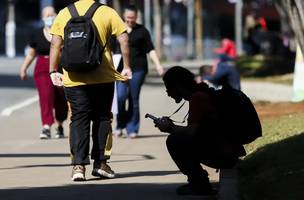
[204,84,262,145]
[60,2,105,72]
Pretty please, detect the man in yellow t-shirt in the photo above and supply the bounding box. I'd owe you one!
[49,0,132,181]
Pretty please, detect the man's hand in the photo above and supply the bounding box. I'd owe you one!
[154,116,174,133]
[121,68,132,80]
[156,65,165,76]
[50,72,63,87]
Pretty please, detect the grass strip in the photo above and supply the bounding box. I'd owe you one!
[238,113,304,200]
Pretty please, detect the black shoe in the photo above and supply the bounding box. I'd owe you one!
[91,161,115,179]
[55,126,64,139]
[176,183,217,196]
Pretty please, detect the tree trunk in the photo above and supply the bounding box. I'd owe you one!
[6,0,16,58]
[235,0,243,55]
[153,0,162,58]
[274,1,296,51]
[187,0,194,58]
[276,0,304,102]
[277,0,304,54]
[194,0,203,59]
[144,0,151,31]
[163,0,171,60]
[112,0,121,15]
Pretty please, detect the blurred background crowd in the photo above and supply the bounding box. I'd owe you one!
[0,0,296,61]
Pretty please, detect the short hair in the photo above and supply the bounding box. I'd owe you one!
[199,65,212,76]
[124,4,138,13]
[163,66,196,89]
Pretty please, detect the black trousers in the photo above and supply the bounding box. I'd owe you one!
[64,83,114,165]
[166,133,238,184]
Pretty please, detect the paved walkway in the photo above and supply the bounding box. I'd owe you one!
[0,57,294,199]
[0,82,219,200]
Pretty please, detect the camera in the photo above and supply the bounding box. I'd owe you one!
[145,113,173,131]
[145,113,158,121]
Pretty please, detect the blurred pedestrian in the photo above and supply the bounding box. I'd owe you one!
[198,62,241,90]
[214,38,237,60]
[197,38,240,90]
[20,6,68,139]
[49,0,131,181]
[244,12,268,55]
[114,5,164,138]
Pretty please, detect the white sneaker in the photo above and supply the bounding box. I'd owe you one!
[71,165,86,181]
[128,132,137,138]
[113,128,123,137]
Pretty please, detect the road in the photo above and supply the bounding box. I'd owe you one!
[0,57,37,117]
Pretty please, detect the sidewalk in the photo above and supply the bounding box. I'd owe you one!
[0,83,219,200]
[0,56,293,199]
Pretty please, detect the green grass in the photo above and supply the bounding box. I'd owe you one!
[238,113,304,200]
[243,73,294,86]
[236,55,295,77]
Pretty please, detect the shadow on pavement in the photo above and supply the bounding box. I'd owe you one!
[0,183,185,200]
[113,134,167,139]
[0,182,219,200]
[0,74,35,88]
[0,153,155,159]
[135,134,168,139]
[0,153,70,158]
[0,153,156,170]
[116,170,181,179]
[85,170,181,181]
[0,163,70,170]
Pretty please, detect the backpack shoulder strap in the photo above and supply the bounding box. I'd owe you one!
[84,2,103,18]
[67,3,79,18]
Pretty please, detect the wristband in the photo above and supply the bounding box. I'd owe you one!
[49,70,57,75]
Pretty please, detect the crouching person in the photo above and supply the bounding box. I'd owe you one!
[154,66,246,196]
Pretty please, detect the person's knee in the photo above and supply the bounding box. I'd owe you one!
[166,135,176,152]
[117,93,127,102]
[166,134,186,152]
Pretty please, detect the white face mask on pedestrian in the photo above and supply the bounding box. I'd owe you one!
[43,16,55,27]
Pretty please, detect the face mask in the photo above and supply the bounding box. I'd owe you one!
[43,16,55,27]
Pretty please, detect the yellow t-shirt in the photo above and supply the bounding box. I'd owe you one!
[50,0,127,87]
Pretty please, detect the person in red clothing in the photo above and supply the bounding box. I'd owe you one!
[214,38,237,59]
[20,6,68,139]
[200,38,239,89]
[153,66,245,196]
